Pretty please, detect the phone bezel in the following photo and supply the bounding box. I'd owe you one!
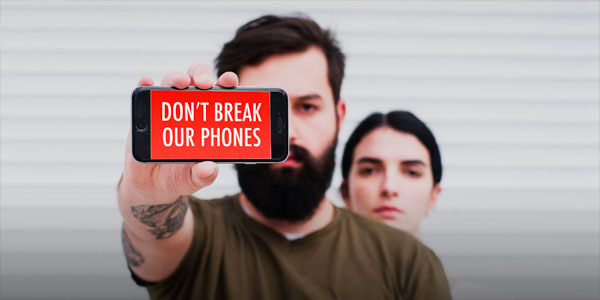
[132,86,289,163]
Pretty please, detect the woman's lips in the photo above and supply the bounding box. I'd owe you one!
[374,206,403,219]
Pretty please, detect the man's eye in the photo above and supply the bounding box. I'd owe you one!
[299,104,317,113]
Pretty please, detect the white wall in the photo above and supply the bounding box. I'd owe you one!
[1,1,599,299]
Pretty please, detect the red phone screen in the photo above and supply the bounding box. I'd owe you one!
[150,90,271,159]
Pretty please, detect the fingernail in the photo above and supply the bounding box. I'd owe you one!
[196,162,216,178]
[194,75,212,88]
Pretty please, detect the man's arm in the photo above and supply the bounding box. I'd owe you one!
[118,177,199,283]
[402,245,453,300]
[118,65,239,282]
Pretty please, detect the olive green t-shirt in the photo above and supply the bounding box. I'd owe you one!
[134,194,451,300]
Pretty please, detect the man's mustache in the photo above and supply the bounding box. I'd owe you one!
[286,144,312,164]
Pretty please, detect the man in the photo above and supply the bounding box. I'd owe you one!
[118,15,452,300]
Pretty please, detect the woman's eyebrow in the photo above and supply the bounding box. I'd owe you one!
[356,157,383,165]
[401,160,426,166]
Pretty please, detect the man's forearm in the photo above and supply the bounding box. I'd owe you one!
[121,225,145,267]
[117,176,195,281]
[117,174,188,239]
[130,196,189,240]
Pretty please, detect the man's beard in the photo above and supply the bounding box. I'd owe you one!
[235,139,337,222]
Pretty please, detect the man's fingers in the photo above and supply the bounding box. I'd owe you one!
[190,161,219,190]
[187,62,214,89]
[216,71,239,88]
[161,71,191,89]
[138,76,155,86]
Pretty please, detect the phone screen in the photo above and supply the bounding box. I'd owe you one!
[149,90,272,160]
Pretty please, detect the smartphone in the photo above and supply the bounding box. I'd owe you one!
[132,86,288,163]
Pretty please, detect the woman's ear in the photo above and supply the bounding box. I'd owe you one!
[426,183,442,213]
[340,180,350,208]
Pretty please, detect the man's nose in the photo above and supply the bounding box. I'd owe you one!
[288,115,298,144]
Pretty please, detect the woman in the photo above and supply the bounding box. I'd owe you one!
[341,110,492,299]
[340,110,442,238]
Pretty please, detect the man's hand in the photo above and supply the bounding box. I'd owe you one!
[118,63,239,282]
[122,63,239,200]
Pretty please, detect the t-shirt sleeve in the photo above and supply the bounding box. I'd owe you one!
[129,265,156,286]
[399,240,453,300]
[128,196,214,295]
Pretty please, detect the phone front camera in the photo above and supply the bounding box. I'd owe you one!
[135,118,147,132]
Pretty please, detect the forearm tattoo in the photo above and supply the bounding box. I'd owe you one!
[121,227,145,267]
[130,196,189,240]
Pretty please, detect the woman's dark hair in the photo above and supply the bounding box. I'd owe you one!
[215,14,345,103]
[341,111,442,184]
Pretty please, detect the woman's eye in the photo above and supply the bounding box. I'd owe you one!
[406,170,422,178]
[358,167,376,176]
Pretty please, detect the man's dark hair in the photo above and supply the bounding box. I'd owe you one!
[341,111,443,185]
[215,14,345,103]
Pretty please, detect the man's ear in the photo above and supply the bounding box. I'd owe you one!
[427,183,442,213]
[336,99,346,130]
[340,180,350,208]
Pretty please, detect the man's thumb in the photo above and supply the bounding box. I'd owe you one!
[191,161,218,190]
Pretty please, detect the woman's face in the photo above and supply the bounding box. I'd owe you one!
[343,127,441,237]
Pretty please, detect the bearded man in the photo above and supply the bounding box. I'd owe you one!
[118,14,452,300]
